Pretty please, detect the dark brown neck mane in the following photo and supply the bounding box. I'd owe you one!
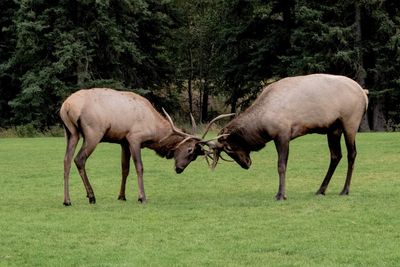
[224,120,268,152]
[146,134,186,159]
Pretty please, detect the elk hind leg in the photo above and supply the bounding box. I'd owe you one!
[340,130,357,195]
[316,130,342,195]
[63,126,79,206]
[74,132,101,204]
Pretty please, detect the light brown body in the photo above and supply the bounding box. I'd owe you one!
[60,88,202,206]
[216,74,369,200]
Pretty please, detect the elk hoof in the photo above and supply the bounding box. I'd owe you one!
[315,189,326,195]
[88,196,96,204]
[339,190,349,196]
[118,195,127,201]
[63,201,71,206]
[275,193,287,201]
[137,197,146,204]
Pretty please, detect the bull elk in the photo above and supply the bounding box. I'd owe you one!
[60,88,229,206]
[209,74,369,200]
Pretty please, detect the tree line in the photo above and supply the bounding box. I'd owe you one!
[0,0,399,131]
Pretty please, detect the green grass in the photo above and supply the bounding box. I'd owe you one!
[0,133,399,266]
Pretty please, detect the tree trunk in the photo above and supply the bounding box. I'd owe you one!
[77,58,89,86]
[74,1,89,87]
[354,2,370,132]
[359,115,370,132]
[230,89,238,113]
[198,81,203,122]
[188,48,193,114]
[201,83,209,123]
[371,96,386,131]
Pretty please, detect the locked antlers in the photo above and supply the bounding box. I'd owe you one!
[199,113,235,169]
[161,108,235,168]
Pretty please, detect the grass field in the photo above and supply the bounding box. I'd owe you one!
[0,133,399,266]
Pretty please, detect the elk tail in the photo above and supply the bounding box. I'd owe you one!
[60,101,80,140]
[363,89,369,111]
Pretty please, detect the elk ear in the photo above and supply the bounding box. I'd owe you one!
[215,141,225,149]
[216,133,231,148]
[166,150,174,159]
[195,143,205,155]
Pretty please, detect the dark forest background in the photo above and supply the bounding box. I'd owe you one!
[1,0,399,132]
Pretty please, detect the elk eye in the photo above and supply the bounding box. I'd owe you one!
[225,145,233,152]
[188,147,193,153]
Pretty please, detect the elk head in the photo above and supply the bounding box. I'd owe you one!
[173,138,206,173]
[162,108,209,173]
[212,130,252,169]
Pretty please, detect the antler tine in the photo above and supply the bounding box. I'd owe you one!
[219,153,234,162]
[204,154,211,168]
[198,142,218,170]
[203,150,214,168]
[174,136,193,149]
[190,113,197,134]
[200,134,230,144]
[201,113,235,139]
[210,150,220,170]
[162,108,201,140]
[162,107,181,133]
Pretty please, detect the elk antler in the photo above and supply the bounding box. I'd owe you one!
[198,137,233,170]
[202,149,215,168]
[190,113,197,134]
[161,108,201,142]
[211,149,220,170]
[200,134,230,144]
[201,113,235,139]
[174,136,196,149]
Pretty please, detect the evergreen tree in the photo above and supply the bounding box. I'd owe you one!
[1,0,180,128]
[0,0,399,130]
[269,0,399,130]
[0,0,18,127]
[172,0,221,122]
[213,0,294,112]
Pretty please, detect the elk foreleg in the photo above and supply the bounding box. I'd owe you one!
[316,130,342,195]
[128,142,146,203]
[274,137,290,200]
[118,143,131,201]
